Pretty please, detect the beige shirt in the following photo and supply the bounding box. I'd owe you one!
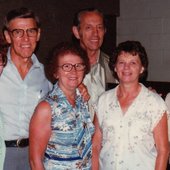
[83,51,116,121]
[83,62,105,120]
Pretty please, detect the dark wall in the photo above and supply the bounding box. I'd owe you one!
[0,0,119,63]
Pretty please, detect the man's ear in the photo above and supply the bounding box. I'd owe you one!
[114,67,117,72]
[53,72,59,79]
[104,28,107,34]
[4,30,11,44]
[140,67,144,74]
[72,26,80,39]
[36,28,41,42]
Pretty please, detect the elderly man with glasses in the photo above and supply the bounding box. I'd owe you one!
[0,7,52,170]
[0,34,7,170]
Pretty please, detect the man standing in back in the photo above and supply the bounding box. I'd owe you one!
[72,8,116,120]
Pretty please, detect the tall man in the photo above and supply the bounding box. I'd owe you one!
[0,7,51,170]
[72,8,116,120]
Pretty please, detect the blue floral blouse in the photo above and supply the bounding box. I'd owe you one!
[43,83,95,170]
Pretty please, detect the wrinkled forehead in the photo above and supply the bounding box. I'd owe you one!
[79,11,104,24]
[7,18,38,29]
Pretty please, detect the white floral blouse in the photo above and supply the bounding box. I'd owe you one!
[97,84,169,170]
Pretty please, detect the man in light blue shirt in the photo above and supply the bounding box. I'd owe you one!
[0,39,7,170]
[0,7,51,170]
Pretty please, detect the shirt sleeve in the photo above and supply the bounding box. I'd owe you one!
[149,93,169,132]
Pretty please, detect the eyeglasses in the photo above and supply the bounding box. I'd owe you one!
[58,63,86,72]
[8,28,38,38]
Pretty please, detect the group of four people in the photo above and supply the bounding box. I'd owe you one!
[0,6,169,170]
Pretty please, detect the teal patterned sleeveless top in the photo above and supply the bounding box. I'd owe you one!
[43,83,95,170]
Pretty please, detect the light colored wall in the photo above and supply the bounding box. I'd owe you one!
[117,0,170,81]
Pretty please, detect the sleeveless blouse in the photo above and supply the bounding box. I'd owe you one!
[43,83,94,170]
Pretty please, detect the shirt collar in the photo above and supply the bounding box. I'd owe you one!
[91,50,101,69]
[7,47,41,68]
[95,50,100,63]
[51,82,82,104]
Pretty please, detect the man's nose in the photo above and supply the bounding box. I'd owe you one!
[22,31,29,40]
[93,27,99,35]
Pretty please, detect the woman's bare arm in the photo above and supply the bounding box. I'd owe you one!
[154,112,170,170]
[29,101,52,170]
[92,114,102,170]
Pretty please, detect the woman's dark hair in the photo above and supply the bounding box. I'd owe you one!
[109,40,148,82]
[45,41,90,84]
[0,34,8,67]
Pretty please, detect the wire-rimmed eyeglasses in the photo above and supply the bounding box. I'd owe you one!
[58,63,86,72]
[8,28,38,38]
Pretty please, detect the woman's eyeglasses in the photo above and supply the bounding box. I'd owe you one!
[58,63,86,72]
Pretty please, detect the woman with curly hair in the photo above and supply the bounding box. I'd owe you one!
[29,42,95,170]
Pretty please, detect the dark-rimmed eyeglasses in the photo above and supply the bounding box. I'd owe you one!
[58,63,86,72]
[8,28,38,38]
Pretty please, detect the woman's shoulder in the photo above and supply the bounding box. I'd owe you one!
[142,84,164,100]
[35,100,51,112]
[141,84,167,109]
[165,92,170,101]
[98,87,117,106]
[100,87,116,98]
[165,93,170,110]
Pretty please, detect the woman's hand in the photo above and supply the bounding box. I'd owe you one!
[78,83,90,102]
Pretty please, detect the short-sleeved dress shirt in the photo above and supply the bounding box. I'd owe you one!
[83,51,116,121]
[0,48,52,140]
[97,84,169,170]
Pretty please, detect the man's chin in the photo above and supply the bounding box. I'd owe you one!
[21,53,33,59]
[89,45,101,50]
